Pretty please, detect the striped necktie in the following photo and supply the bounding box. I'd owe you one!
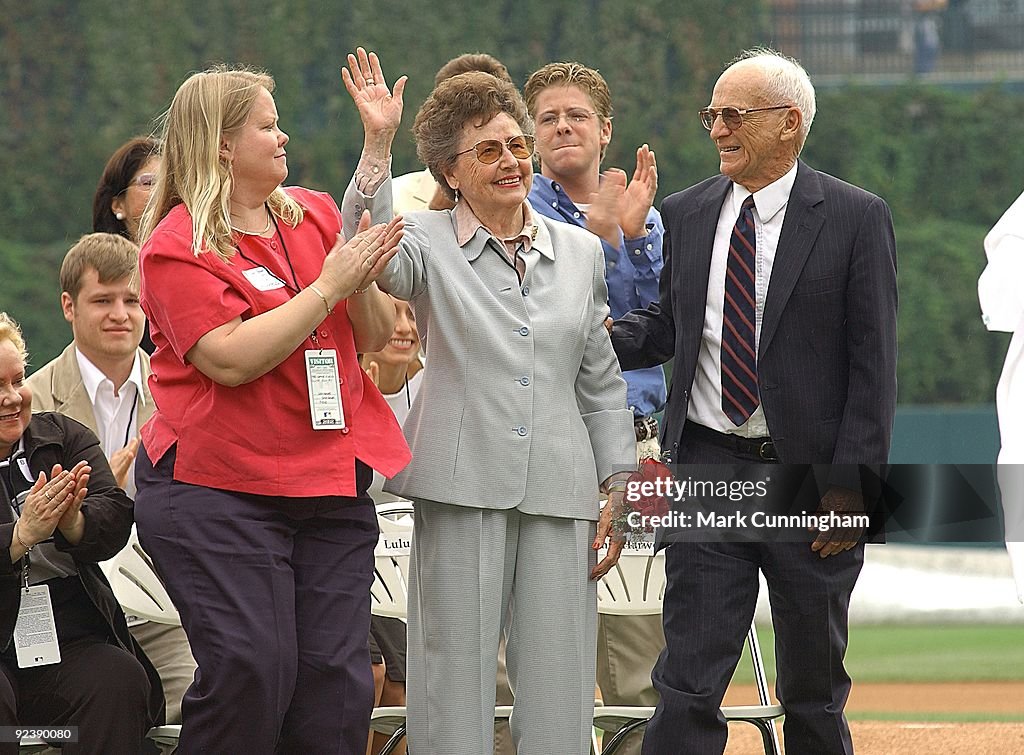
[721,195,759,425]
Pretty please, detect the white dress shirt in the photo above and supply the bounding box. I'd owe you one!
[979,188,1024,602]
[688,162,799,438]
[75,348,146,497]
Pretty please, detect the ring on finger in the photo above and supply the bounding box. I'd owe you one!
[43,491,54,501]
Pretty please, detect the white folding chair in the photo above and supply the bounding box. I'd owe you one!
[95,526,183,751]
[99,525,180,625]
[593,535,784,755]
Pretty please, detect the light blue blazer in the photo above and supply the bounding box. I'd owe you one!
[349,184,635,521]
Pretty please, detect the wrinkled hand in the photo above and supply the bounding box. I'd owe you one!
[15,465,81,546]
[619,144,657,238]
[591,490,627,580]
[810,486,865,558]
[341,47,407,140]
[108,437,139,490]
[320,211,405,300]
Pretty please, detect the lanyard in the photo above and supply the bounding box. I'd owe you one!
[234,208,301,293]
[121,389,139,450]
[235,210,325,348]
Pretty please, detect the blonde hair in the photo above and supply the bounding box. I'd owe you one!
[139,65,303,261]
[523,61,614,161]
[60,233,140,300]
[523,61,613,121]
[0,312,28,363]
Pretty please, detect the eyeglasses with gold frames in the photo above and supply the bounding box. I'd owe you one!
[453,135,536,164]
[698,105,793,131]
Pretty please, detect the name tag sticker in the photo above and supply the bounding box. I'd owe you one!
[305,349,346,431]
[242,266,287,291]
[15,585,61,668]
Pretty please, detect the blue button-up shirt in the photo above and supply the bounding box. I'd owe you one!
[529,175,667,418]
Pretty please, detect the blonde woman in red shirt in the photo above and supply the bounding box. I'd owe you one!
[134,63,410,754]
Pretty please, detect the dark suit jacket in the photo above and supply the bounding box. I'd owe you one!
[612,161,898,471]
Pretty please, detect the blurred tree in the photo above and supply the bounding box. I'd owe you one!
[1,0,1016,404]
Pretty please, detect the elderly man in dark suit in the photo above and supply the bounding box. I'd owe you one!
[611,48,897,755]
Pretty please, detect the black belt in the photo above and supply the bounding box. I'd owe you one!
[684,422,779,461]
[634,415,659,443]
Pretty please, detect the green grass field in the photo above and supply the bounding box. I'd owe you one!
[732,624,1024,684]
[726,624,1024,722]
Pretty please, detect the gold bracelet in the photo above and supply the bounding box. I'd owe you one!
[307,284,332,316]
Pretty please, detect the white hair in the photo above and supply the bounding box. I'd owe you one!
[728,47,816,152]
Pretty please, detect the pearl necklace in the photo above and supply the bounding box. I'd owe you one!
[230,209,273,235]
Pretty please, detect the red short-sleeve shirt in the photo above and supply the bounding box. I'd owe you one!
[139,186,410,497]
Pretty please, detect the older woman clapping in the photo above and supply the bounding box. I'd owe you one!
[343,54,636,755]
[1,312,163,755]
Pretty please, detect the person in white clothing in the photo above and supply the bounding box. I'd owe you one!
[979,190,1024,603]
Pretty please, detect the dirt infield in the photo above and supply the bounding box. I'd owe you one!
[725,721,1024,754]
[720,681,1024,754]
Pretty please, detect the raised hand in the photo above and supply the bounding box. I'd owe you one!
[586,145,658,246]
[15,467,77,547]
[341,47,407,141]
[319,210,405,302]
[56,461,91,543]
[619,144,658,239]
[586,169,627,247]
[108,437,139,490]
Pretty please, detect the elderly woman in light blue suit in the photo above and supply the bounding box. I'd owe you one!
[342,51,636,755]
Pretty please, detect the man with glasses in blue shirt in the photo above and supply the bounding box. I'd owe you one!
[524,61,666,755]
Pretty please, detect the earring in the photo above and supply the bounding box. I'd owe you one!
[115,212,125,220]
[454,188,460,204]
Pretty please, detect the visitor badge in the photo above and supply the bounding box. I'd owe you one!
[15,585,61,668]
[242,266,287,291]
[305,349,346,431]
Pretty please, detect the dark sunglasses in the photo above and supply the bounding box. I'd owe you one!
[454,135,536,164]
[698,105,792,131]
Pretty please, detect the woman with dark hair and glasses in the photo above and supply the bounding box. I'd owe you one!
[93,137,160,241]
[93,136,161,354]
[343,51,636,754]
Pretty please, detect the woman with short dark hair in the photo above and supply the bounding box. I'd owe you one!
[344,53,636,755]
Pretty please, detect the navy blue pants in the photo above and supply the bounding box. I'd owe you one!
[135,443,378,754]
[642,437,864,755]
